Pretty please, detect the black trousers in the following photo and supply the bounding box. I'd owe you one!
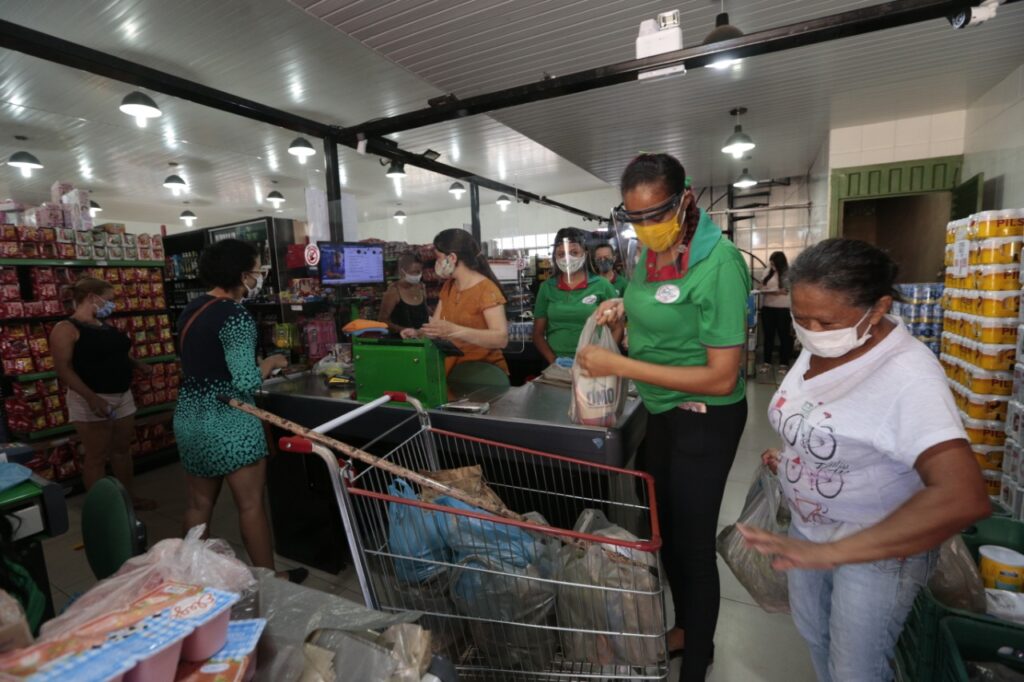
[761,306,793,366]
[638,398,748,681]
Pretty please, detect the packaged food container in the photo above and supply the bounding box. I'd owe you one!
[983,468,1004,497]
[975,341,1016,371]
[963,416,1007,446]
[964,366,1014,396]
[980,290,1020,318]
[964,390,1009,421]
[974,263,1022,291]
[1001,475,1023,519]
[1006,438,1021,482]
[1008,400,1024,443]
[1015,362,1024,402]
[975,209,1024,239]
[977,236,1024,264]
[968,315,1020,345]
[973,444,1005,470]
[945,243,955,266]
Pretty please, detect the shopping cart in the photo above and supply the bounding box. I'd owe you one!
[227,392,668,681]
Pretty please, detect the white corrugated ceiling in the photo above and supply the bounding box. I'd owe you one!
[300,0,1024,186]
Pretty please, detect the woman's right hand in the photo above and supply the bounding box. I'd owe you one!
[400,327,422,339]
[259,354,288,376]
[87,395,111,419]
[761,448,781,475]
[595,298,625,326]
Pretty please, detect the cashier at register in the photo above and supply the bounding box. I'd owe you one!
[402,228,509,375]
[532,228,617,364]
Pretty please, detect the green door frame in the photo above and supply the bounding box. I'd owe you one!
[829,155,964,236]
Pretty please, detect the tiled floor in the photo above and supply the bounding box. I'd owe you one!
[42,382,815,681]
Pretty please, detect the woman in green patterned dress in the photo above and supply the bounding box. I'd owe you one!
[173,239,304,582]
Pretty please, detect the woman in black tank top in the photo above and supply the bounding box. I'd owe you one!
[378,252,430,334]
[49,277,155,509]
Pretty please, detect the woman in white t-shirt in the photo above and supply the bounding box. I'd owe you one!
[756,251,793,378]
[739,239,989,682]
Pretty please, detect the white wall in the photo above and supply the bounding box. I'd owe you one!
[808,135,831,240]
[964,64,1024,210]
[829,110,966,168]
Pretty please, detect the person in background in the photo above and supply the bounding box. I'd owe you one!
[757,250,794,379]
[378,252,430,335]
[533,228,618,365]
[50,277,156,510]
[578,153,750,680]
[173,239,305,583]
[739,239,989,682]
[592,241,628,297]
[403,229,509,375]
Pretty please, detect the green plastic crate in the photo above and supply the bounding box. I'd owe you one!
[895,517,1024,681]
[937,617,1024,681]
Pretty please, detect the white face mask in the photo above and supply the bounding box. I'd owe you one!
[243,273,264,301]
[557,253,586,275]
[793,309,874,358]
[402,271,422,284]
[435,255,456,279]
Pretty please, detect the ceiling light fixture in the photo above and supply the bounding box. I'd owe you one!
[422,149,441,161]
[8,151,43,178]
[721,107,756,159]
[496,195,511,212]
[733,169,758,189]
[287,137,316,164]
[119,91,162,128]
[449,182,466,199]
[385,160,406,179]
[393,209,407,224]
[703,1,744,70]
[267,190,285,208]
[180,210,197,227]
[89,200,102,217]
[163,174,187,196]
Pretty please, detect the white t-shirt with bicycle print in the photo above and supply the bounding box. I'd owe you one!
[769,317,966,543]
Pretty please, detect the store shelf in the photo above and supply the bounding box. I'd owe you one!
[11,402,176,441]
[0,258,164,268]
[58,445,179,496]
[1,308,170,324]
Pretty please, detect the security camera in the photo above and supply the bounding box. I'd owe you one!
[948,0,1004,29]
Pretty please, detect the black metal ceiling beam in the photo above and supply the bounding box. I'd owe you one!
[342,0,1021,139]
[0,19,607,222]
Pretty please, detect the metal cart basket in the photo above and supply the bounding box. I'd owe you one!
[276,392,669,681]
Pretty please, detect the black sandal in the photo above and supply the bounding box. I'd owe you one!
[284,567,309,584]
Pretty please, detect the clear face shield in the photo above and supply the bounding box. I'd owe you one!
[555,237,587,287]
[611,191,682,279]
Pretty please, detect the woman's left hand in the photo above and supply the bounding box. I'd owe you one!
[421,319,459,340]
[576,344,626,378]
[737,524,839,570]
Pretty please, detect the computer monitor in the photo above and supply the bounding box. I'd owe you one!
[317,242,385,286]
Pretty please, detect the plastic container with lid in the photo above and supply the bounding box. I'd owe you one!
[1007,400,1024,443]
[1006,438,1021,483]
[965,315,1019,345]
[964,366,1014,396]
[1014,362,1024,402]
[974,341,1016,371]
[974,263,1021,291]
[974,209,1024,239]
[982,468,1003,497]
[1017,324,1024,360]
[944,243,955,267]
[963,416,1007,446]
[973,444,1005,470]
[979,290,1020,318]
[977,236,1024,265]
[964,390,1009,421]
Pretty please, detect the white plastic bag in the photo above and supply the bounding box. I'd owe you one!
[570,315,626,427]
[716,465,791,613]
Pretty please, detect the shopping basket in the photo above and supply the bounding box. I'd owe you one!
[226,392,669,680]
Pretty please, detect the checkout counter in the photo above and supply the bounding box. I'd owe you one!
[258,360,647,573]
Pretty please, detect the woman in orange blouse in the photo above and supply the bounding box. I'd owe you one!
[402,229,509,374]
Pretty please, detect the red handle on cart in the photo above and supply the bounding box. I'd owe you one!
[384,391,408,403]
[278,436,313,453]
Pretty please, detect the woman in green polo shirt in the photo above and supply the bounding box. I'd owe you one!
[532,228,618,364]
[591,241,628,297]
[578,153,750,681]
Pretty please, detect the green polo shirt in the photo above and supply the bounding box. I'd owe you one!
[625,211,750,413]
[607,273,628,297]
[534,274,618,357]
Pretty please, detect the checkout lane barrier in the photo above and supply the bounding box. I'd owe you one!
[242,392,671,681]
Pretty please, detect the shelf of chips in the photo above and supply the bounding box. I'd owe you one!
[941,209,1024,514]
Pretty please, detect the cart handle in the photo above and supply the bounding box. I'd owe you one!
[278,436,313,453]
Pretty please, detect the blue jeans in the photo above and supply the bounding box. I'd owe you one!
[787,525,936,682]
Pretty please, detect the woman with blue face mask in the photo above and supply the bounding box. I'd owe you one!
[739,239,989,682]
[49,277,155,509]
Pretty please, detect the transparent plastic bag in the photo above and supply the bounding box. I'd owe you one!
[570,316,626,427]
[929,535,987,613]
[716,465,791,614]
[40,524,256,640]
[556,510,664,666]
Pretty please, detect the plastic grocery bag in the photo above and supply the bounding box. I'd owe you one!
[40,524,255,640]
[570,315,626,427]
[387,478,450,584]
[433,494,538,567]
[716,465,791,614]
[928,535,987,613]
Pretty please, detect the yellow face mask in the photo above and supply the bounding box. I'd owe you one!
[634,215,682,253]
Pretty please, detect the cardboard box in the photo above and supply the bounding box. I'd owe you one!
[50,181,74,205]
[97,223,126,235]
